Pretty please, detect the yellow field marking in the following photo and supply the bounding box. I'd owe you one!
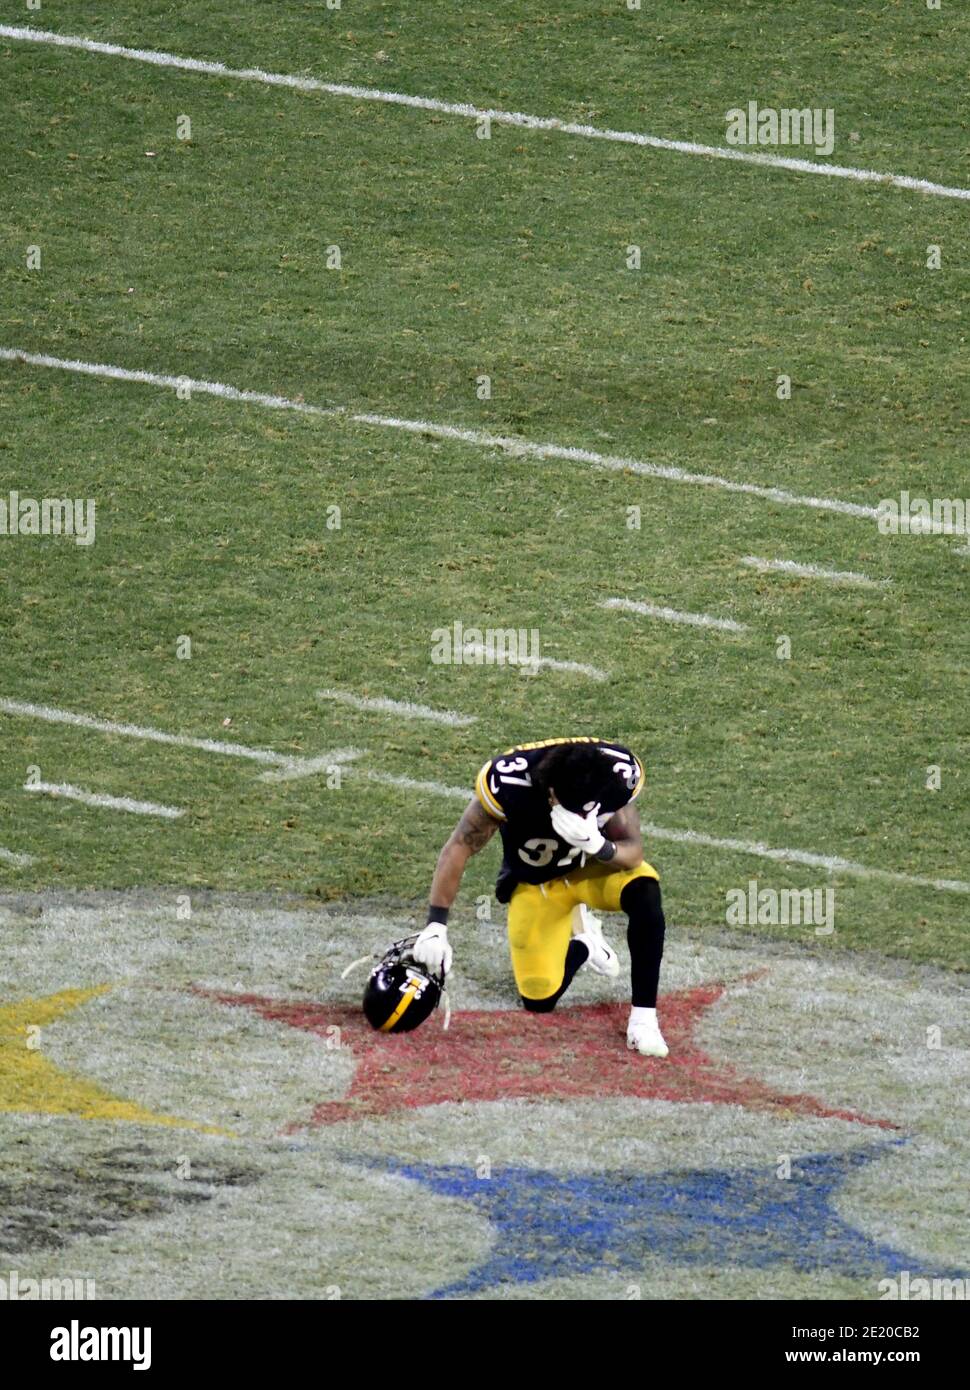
[0,986,231,1134]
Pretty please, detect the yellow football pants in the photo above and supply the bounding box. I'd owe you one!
[507,860,660,1000]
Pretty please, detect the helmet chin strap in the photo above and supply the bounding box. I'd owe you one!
[342,932,419,979]
[340,954,374,981]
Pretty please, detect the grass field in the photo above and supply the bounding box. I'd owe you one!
[1,1,968,1303]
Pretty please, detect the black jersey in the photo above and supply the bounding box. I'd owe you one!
[474,737,645,887]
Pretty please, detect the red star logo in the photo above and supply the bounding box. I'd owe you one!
[197,977,896,1132]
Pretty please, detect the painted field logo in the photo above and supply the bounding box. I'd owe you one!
[876,492,970,537]
[0,1270,95,1300]
[431,620,540,671]
[50,1321,151,1369]
[878,1271,970,1300]
[725,101,835,156]
[726,879,835,935]
[0,491,96,545]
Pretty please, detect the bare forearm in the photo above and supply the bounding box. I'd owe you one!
[428,797,499,913]
[429,840,472,909]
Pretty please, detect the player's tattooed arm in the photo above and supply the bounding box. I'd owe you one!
[455,796,499,853]
[603,802,645,869]
[428,797,500,911]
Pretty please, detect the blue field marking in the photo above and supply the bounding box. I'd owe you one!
[357,1144,966,1299]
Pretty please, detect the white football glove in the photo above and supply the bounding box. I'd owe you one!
[550,803,606,856]
[411,923,453,976]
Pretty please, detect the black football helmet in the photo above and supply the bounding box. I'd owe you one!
[362,935,445,1033]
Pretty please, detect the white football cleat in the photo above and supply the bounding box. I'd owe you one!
[627,1007,669,1058]
[572,904,620,978]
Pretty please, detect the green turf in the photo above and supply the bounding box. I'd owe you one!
[1,3,968,970]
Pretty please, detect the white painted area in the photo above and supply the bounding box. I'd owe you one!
[366,770,471,802]
[0,349,880,522]
[461,644,608,681]
[600,597,748,634]
[317,688,476,727]
[258,749,364,783]
[364,771,970,896]
[639,822,970,897]
[0,845,36,867]
[3,25,968,202]
[0,347,339,422]
[0,696,351,778]
[25,780,184,819]
[741,556,887,588]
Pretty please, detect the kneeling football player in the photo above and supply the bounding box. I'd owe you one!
[413,738,668,1057]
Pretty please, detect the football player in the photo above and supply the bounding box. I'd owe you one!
[413,737,668,1057]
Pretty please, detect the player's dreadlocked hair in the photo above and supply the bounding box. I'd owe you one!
[532,742,618,813]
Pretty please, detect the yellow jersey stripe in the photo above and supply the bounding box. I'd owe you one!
[501,736,601,754]
[475,763,506,820]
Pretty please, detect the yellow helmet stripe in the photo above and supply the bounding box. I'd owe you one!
[379,979,420,1031]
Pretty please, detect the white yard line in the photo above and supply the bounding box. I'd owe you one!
[462,644,609,681]
[741,556,887,588]
[347,409,881,519]
[317,688,476,728]
[0,845,36,867]
[0,348,881,522]
[24,781,184,819]
[258,749,364,783]
[364,771,970,895]
[3,25,969,202]
[0,696,354,778]
[639,823,970,897]
[7,688,964,891]
[0,348,340,422]
[366,770,471,802]
[600,597,748,634]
